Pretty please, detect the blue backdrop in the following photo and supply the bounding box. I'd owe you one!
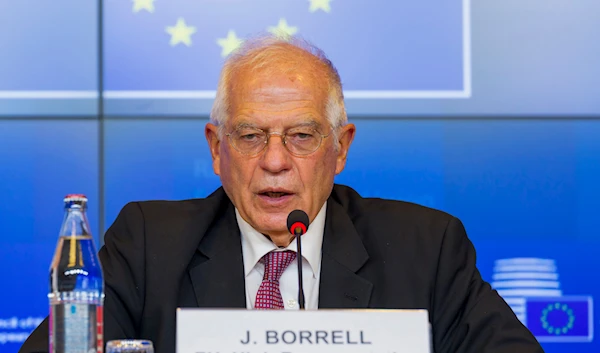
[1,0,599,352]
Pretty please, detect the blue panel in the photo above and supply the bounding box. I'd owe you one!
[575,122,600,240]
[0,120,99,352]
[104,0,463,91]
[335,120,444,208]
[103,0,465,115]
[0,0,98,116]
[442,121,578,241]
[103,119,221,228]
[103,0,600,116]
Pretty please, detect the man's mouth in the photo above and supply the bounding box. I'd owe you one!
[260,191,292,198]
[257,188,295,199]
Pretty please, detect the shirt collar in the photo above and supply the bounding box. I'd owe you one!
[236,202,327,277]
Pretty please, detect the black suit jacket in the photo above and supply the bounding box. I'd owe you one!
[21,185,544,353]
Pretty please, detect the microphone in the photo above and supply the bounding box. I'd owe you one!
[287,210,309,310]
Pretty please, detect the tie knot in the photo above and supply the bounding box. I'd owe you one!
[262,250,296,281]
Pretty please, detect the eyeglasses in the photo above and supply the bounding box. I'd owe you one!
[225,126,331,156]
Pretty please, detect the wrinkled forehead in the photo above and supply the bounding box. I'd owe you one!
[228,64,329,124]
[237,74,317,102]
[232,61,327,95]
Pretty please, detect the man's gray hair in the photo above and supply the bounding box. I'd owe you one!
[210,34,347,144]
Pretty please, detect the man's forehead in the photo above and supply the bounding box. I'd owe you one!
[233,58,325,89]
[230,72,326,110]
[227,63,329,126]
[235,71,317,94]
[241,83,312,100]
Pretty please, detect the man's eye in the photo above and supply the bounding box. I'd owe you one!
[240,134,259,141]
[290,132,315,140]
[295,133,313,139]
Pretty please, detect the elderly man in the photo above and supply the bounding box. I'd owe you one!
[21,36,544,353]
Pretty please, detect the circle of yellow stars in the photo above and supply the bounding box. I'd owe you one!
[131,0,332,56]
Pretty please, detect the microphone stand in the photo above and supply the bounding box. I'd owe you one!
[295,228,306,309]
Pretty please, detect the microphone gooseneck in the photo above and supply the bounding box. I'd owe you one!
[287,210,309,310]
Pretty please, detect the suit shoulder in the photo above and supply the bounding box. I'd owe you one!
[109,187,228,230]
[332,184,456,230]
[133,198,213,215]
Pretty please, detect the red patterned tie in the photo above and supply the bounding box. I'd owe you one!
[255,250,297,309]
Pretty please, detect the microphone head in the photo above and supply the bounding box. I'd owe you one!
[287,210,309,236]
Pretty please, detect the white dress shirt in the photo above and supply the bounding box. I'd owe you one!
[236,202,326,310]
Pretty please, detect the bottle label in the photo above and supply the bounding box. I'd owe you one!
[49,307,54,353]
[50,303,102,353]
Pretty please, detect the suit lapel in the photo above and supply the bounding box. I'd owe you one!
[186,187,373,309]
[188,201,246,308]
[319,197,373,308]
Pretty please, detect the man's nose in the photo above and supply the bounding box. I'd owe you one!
[259,134,292,173]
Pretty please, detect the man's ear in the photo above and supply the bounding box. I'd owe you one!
[335,123,356,175]
[205,123,221,176]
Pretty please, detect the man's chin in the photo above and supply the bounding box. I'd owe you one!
[248,201,306,233]
[252,213,289,234]
[257,221,287,234]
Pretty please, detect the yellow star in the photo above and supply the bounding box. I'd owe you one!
[309,0,332,13]
[217,30,243,57]
[132,0,155,13]
[267,18,298,40]
[165,18,196,47]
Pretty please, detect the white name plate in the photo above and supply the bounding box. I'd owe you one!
[176,309,431,353]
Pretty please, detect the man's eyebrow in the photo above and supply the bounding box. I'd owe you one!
[232,119,323,130]
[292,120,321,129]
[234,122,260,130]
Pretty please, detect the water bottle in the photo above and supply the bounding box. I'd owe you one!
[49,194,104,353]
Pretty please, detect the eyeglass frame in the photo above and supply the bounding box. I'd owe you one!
[224,124,333,157]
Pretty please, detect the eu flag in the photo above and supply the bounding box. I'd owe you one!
[525,296,593,342]
[104,0,467,94]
